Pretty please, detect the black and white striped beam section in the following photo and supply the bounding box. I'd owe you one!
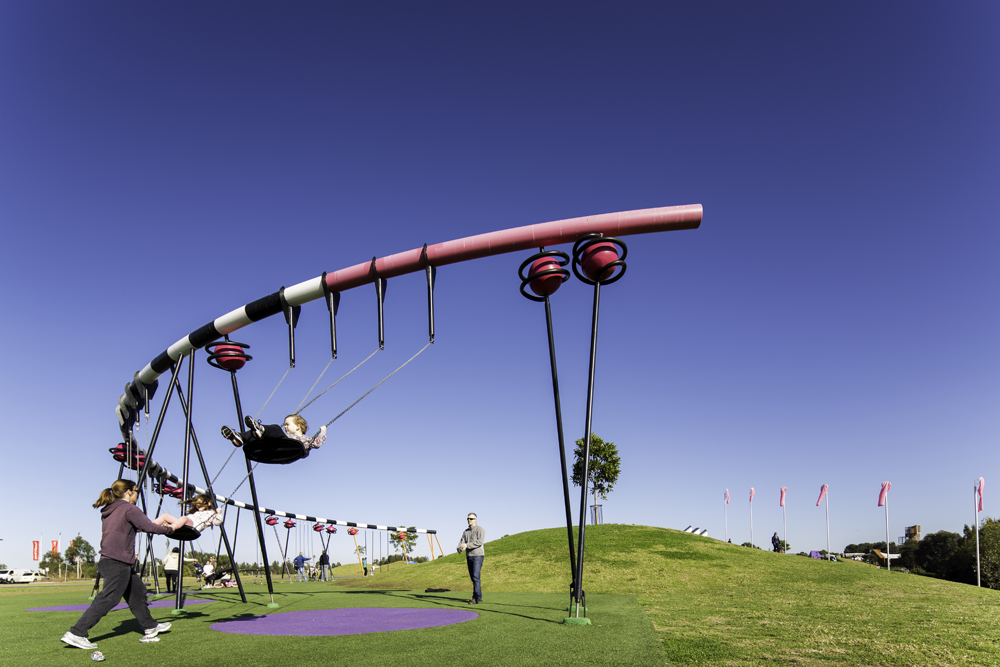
[145,461,435,535]
[117,204,702,431]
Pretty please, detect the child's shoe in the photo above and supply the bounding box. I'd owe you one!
[221,425,242,446]
[244,415,265,438]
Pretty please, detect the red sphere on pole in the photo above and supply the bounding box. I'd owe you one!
[581,242,619,282]
[214,343,248,371]
[528,257,564,296]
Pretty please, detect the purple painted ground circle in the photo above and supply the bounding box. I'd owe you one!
[211,608,478,636]
[28,598,215,612]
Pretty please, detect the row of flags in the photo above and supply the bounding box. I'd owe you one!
[30,537,61,562]
[724,480,984,509]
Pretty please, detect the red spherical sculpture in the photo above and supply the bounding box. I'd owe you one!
[283,519,296,529]
[325,526,337,534]
[213,343,248,371]
[265,516,279,526]
[313,523,325,532]
[528,257,564,297]
[581,242,619,282]
[397,532,407,540]
[348,527,359,536]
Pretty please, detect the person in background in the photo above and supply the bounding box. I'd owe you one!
[457,512,485,605]
[293,552,311,582]
[162,547,195,593]
[319,550,331,581]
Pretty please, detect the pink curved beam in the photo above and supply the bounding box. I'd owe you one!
[325,204,702,292]
[131,204,701,387]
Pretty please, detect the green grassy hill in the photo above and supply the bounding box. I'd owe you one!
[340,524,1000,665]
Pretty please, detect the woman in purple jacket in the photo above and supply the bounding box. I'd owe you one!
[61,479,176,650]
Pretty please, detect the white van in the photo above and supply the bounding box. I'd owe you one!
[10,569,44,583]
[0,569,13,584]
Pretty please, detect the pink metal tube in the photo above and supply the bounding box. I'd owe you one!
[324,204,702,293]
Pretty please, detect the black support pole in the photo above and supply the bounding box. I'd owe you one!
[572,282,603,619]
[174,350,196,614]
[230,370,278,607]
[173,384,247,603]
[543,294,578,598]
[135,356,185,491]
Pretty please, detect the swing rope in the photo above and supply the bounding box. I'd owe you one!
[319,341,432,431]
[295,357,334,412]
[255,365,293,420]
[295,347,381,415]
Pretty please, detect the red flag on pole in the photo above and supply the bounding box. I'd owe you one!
[816,484,828,506]
[725,489,730,504]
[978,477,985,512]
[51,541,59,553]
[878,481,891,507]
[780,487,787,507]
[32,541,40,561]
[749,487,755,503]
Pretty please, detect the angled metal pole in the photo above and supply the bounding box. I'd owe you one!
[175,350,195,613]
[573,279,602,617]
[136,356,184,490]
[230,370,277,606]
[543,294,578,596]
[173,384,247,603]
[518,248,576,601]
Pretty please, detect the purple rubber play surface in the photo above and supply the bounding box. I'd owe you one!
[211,608,478,636]
[28,598,215,612]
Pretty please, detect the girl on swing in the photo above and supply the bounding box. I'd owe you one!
[221,414,326,456]
[152,493,223,532]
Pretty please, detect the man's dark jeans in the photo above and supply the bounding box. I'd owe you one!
[467,555,483,602]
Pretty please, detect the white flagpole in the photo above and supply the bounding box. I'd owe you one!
[975,480,981,587]
[725,496,729,543]
[884,494,891,572]
[782,504,786,554]
[750,501,754,548]
[825,492,831,559]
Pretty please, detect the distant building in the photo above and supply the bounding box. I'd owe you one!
[904,525,921,542]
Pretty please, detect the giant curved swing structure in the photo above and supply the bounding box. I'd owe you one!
[112,204,702,616]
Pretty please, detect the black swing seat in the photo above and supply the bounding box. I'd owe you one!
[168,526,202,541]
[241,424,308,464]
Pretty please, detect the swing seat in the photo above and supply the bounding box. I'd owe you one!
[241,424,308,465]
[168,526,202,541]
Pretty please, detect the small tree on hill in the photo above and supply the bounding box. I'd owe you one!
[389,528,419,560]
[571,433,621,522]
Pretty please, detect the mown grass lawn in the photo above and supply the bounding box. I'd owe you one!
[339,524,1000,665]
[5,525,999,666]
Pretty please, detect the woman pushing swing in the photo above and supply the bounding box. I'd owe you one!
[62,479,175,650]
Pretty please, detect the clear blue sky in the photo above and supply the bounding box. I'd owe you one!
[1,2,997,571]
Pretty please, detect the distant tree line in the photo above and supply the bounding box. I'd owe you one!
[845,518,1000,588]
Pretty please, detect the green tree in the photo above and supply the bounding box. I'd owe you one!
[976,518,1000,589]
[65,536,96,564]
[39,551,64,574]
[389,528,419,559]
[571,433,621,521]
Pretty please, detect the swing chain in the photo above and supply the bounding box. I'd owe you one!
[321,341,431,431]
